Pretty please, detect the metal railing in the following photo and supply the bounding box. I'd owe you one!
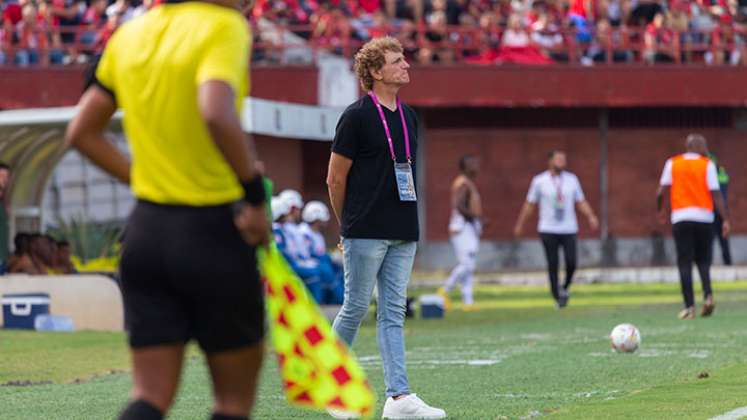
[251,22,747,66]
[1,23,745,66]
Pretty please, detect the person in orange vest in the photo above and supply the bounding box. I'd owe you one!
[657,134,730,320]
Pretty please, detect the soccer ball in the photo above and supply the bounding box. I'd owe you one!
[610,323,641,353]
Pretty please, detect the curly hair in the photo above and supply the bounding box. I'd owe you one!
[353,37,404,92]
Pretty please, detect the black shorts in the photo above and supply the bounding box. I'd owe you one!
[120,200,265,353]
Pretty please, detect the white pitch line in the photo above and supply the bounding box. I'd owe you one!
[710,406,747,420]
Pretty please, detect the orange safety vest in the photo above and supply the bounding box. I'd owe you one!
[670,154,713,211]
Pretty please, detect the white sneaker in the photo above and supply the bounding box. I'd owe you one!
[382,394,446,419]
[327,408,361,419]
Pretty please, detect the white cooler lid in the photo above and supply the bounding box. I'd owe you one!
[419,294,444,306]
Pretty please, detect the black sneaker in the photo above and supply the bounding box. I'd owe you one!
[558,289,569,308]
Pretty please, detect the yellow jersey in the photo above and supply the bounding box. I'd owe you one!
[95,2,250,205]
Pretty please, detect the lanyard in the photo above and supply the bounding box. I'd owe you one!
[552,173,563,203]
[368,91,411,163]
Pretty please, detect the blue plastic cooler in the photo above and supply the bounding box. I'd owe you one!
[2,293,51,329]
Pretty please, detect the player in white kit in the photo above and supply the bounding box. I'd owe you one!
[438,155,482,311]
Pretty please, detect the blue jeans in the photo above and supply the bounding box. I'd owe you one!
[333,238,416,397]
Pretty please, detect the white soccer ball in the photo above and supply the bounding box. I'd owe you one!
[610,323,641,353]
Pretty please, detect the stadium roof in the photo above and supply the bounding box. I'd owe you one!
[0,98,342,235]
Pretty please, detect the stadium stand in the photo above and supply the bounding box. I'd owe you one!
[1,0,746,65]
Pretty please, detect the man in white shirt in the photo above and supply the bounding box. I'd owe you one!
[514,150,599,308]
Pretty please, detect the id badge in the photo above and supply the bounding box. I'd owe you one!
[553,200,565,221]
[394,162,417,202]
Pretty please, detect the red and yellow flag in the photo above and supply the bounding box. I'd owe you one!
[258,244,375,417]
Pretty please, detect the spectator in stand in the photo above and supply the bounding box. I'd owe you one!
[10,233,52,274]
[668,3,690,60]
[464,11,500,64]
[568,0,594,43]
[2,0,25,64]
[132,0,155,18]
[688,0,717,58]
[311,3,353,54]
[51,0,85,64]
[584,18,632,63]
[384,0,423,23]
[366,9,390,39]
[14,4,47,66]
[629,0,663,26]
[497,14,554,63]
[359,0,382,16]
[2,0,24,31]
[645,12,676,63]
[738,0,747,19]
[93,9,121,55]
[7,233,32,274]
[424,0,446,18]
[83,0,107,31]
[568,0,594,21]
[491,0,511,25]
[503,13,531,47]
[54,240,77,274]
[480,11,502,56]
[456,11,481,59]
[80,0,107,54]
[105,0,135,24]
[38,0,65,64]
[707,13,744,64]
[599,0,629,26]
[397,17,420,58]
[419,10,453,63]
[531,9,567,61]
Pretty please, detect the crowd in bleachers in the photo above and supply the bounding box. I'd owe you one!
[2,0,746,66]
[254,0,747,64]
[271,189,344,305]
[0,0,148,65]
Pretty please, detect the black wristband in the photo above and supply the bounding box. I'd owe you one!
[241,175,266,206]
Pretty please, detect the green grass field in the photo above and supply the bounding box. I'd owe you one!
[2,281,747,419]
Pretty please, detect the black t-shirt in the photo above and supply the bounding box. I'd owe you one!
[332,95,419,241]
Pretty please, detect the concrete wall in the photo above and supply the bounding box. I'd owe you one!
[422,110,747,244]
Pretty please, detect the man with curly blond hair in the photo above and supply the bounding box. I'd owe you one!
[326,37,446,419]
